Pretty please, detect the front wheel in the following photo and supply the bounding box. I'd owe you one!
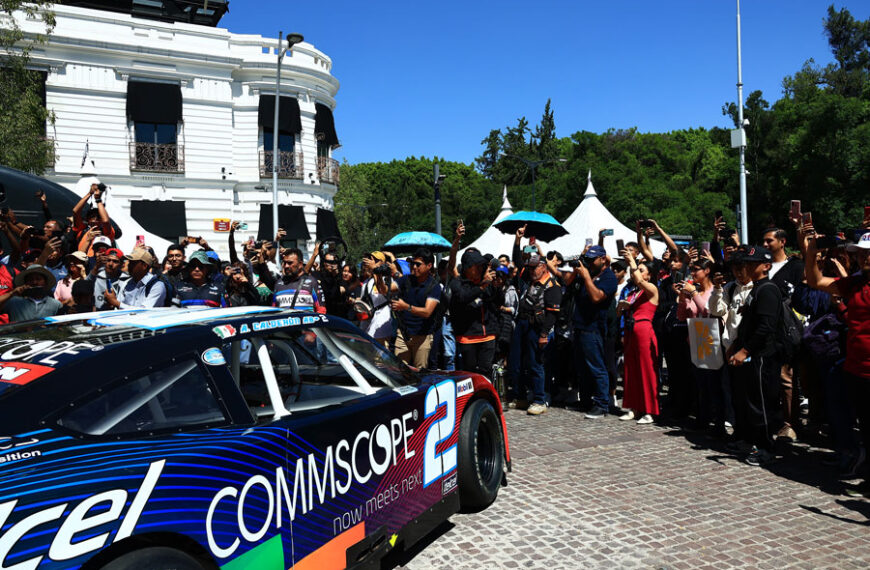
[100,547,205,570]
[457,399,504,511]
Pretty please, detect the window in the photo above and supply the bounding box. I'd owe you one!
[57,359,228,436]
[135,122,177,145]
[263,129,295,153]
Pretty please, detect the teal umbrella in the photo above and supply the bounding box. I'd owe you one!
[494,211,568,241]
[383,231,452,253]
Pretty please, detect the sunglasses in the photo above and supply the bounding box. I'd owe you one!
[410,261,424,268]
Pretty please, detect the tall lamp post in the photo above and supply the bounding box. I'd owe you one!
[733,1,749,244]
[499,153,566,211]
[272,31,304,242]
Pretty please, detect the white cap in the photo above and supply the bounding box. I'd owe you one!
[847,231,870,252]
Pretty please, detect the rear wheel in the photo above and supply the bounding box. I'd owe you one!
[100,547,205,570]
[457,399,504,510]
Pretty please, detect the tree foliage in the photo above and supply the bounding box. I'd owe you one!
[0,0,56,173]
[338,5,869,259]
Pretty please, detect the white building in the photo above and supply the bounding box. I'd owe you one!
[8,0,341,258]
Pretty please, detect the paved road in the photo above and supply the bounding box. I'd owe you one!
[396,407,870,570]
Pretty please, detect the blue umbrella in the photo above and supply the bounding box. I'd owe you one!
[383,231,453,253]
[494,211,568,242]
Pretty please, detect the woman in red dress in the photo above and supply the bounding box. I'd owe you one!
[617,249,660,424]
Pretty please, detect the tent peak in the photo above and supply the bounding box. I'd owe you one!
[500,185,512,212]
[583,171,597,199]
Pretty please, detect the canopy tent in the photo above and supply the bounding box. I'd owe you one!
[545,172,667,259]
[460,186,517,257]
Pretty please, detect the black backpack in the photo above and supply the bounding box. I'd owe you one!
[758,282,803,360]
[145,274,175,307]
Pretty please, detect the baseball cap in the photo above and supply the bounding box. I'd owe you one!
[105,248,124,259]
[188,250,215,266]
[370,251,386,263]
[65,251,88,264]
[584,245,607,259]
[125,248,155,266]
[460,250,486,268]
[846,231,870,252]
[22,249,40,263]
[525,253,543,267]
[92,236,112,249]
[740,245,773,262]
[496,265,509,275]
[205,250,221,263]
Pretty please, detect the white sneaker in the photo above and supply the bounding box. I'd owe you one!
[636,414,654,425]
[619,411,635,421]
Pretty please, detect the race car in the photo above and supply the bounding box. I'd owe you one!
[0,306,510,569]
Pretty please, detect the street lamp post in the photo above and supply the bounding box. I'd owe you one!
[499,153,567,211]
[271,31,304,243]
[735,1,749,244]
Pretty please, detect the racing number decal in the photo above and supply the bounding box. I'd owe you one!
[423,380,457,487]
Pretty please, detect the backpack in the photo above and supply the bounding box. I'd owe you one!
[802,311,846,361]
[145,274,176,307]
[758,282,803,360]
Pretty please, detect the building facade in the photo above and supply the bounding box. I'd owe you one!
[9,1,341,258]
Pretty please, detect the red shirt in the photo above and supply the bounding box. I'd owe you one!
[841,274,870,379]
[0,263,16,325]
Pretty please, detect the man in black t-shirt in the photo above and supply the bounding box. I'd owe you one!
[311,251,345,317]
[728,245,784,466]
[391,248,443,368]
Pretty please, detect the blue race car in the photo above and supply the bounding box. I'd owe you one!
[0,307,510,569]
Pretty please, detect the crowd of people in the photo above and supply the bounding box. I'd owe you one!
[0,180,869,496]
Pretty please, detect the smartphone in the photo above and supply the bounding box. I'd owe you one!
[639,220,654,229]
[802,212,813,225]
[791,200,801,219]
[529,236,536,245]
[715,210,723,220]
[523,245,537,254]
[702,241,711,252]
[135,235,145,247]
[585,238,593,246]
[616,239,625,252]
[814,235,838,249]
[722,228,737,237]
[602,229,614,236]
[864,205,870,219]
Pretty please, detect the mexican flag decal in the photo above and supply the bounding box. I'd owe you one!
[212,325,237,339]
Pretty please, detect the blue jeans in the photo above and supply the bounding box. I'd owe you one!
[507,319,546,404]
[574,328,609,410]
[442,319,455,371]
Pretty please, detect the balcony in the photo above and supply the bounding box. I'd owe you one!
[260,150,303,179]
[129,142,184,173]
[317,156,340,185]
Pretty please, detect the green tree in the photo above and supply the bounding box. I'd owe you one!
[0,0,56,173]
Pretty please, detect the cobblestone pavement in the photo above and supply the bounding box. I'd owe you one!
[396,407,870,570]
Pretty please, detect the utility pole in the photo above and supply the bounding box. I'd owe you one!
[735,0,749,244]
[434,163,445,260]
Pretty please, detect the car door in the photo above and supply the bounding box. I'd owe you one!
[272,323,460,569]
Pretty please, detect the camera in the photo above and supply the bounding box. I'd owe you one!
[638,219,654,229]
[566,255,586,269]
[373,264,392,277]
[601,229,614,236]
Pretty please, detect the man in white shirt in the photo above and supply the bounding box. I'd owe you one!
[104,249,167,309]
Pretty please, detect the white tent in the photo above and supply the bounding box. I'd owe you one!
[460,185,517,257]
[545,171,667,259]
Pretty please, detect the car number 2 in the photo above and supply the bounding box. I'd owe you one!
[423,380,457,487]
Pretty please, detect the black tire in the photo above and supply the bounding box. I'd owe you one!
[100,547,205,570]
[457,398,504,511]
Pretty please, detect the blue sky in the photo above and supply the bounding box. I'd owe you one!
[223,1,861,166]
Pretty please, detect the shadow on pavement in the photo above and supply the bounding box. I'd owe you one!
[800,501,870,525]
[381,520,455,570]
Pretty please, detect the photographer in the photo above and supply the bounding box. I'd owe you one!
[506,253,562,415]
[449,249,499,376]
[309,241,346,317]
[0,265,62,322]
[563,245,618,418]
[72,182,115,255]
[390,247,443,368]
[355,252,395,346]
[88,247,127,311]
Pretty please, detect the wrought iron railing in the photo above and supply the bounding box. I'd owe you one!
[260,150,304,179]
[129,142,184,173]
[317,156,340,185]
